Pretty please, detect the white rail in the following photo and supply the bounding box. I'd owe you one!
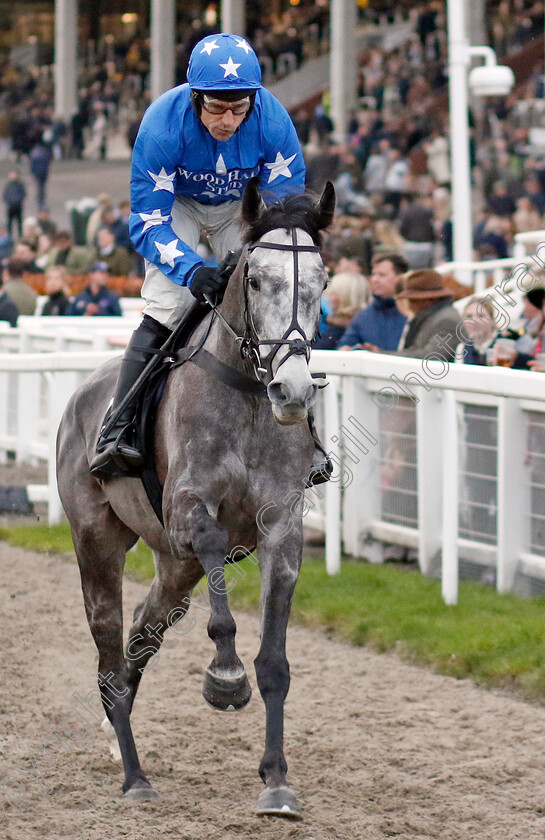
[33,296,144,317]
[0,317,136,354]
[2,346,545,603]
[435,228,545,297]
[0,351,118,522]
[307,351,545,602]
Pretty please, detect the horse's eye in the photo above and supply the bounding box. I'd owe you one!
[248,277,260,291]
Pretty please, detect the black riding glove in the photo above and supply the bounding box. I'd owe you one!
[189,266,229,304]
[217,248,241,278]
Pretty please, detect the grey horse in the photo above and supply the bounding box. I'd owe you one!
[56,178,335,819]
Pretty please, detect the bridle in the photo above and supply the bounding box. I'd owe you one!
[210,228,322,387]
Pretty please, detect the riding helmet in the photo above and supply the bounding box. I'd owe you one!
[187,32,262,92]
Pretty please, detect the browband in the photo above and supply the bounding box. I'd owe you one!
[247,242,320,253]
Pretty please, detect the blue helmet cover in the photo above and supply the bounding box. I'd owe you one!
[187,32,262,92]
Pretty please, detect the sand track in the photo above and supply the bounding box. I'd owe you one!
[1,544,545,840]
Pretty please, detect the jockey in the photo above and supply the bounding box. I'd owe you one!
[90,33,331,486]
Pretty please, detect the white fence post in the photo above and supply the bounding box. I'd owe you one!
[0,370,9,458]
[46,370,80,524]
[416,388,443,575]
[496,398,527,592]
[16,371,41,461]
[341,375,382,563]
[323,376,341,574]
[441,390,459,605]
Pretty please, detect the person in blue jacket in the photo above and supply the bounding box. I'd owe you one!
[2,169,26,238]
[338,253,409,351]
[91,33,308,479]
[29,143,51,209]
[66,261,122,317]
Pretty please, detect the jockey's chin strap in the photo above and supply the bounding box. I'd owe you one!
[239,229,320,386]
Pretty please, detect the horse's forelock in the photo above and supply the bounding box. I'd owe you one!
[243,193,326,247]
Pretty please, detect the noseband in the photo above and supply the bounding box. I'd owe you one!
[239,228,321,385]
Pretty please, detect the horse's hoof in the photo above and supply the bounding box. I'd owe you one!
[255,786,303,820]
[202,668,252,711]
[124,784,158,801]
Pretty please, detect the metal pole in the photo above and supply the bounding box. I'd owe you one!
[150,0,176,101]
[221,0,246,35]
[54,0,78,119]
[447,0,473,278]
[330,0,357,144]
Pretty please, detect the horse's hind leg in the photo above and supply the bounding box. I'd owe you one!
[73,512,156,800]
[166,491,252,711]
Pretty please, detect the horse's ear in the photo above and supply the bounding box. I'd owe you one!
[316,181,336,230]
[242,177,262,225]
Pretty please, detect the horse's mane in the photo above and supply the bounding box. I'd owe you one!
[243,193,325,248]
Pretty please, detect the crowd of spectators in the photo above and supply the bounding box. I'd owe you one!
[0,176,141,324]
[1,0,545,367]
[0,3,339,170]
[290,0,545,376]
[303,1,545,273]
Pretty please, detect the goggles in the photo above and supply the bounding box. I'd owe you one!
[201,94,251,116]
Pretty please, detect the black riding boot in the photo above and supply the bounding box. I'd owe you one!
[306,411,333,487]
[90,316,171,480]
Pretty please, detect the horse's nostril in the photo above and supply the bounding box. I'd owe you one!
[267,382,290,405]
[305,382,318,406]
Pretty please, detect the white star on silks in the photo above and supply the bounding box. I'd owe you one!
[155,238,185,268]
[235,38,251,54]
[215,154,227,175]
[139,208,170,231]
[147,167,176,193]
[200,39,220,56]
[264,151,297,183]
[219,56,241,78]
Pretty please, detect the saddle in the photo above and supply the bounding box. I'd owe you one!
[132,302,211,525]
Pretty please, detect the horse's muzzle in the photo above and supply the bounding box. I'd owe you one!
[267,378,317,425]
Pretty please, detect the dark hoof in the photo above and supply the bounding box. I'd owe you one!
[202,668,252,711]
[124,784,158,801]
[256,786,303,820]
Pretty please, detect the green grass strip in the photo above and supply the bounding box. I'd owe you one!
[2,523,545,703]
[0,523,155,582]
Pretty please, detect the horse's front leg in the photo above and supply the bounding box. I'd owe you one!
[254,513,304,820]
[166,490,251,711]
